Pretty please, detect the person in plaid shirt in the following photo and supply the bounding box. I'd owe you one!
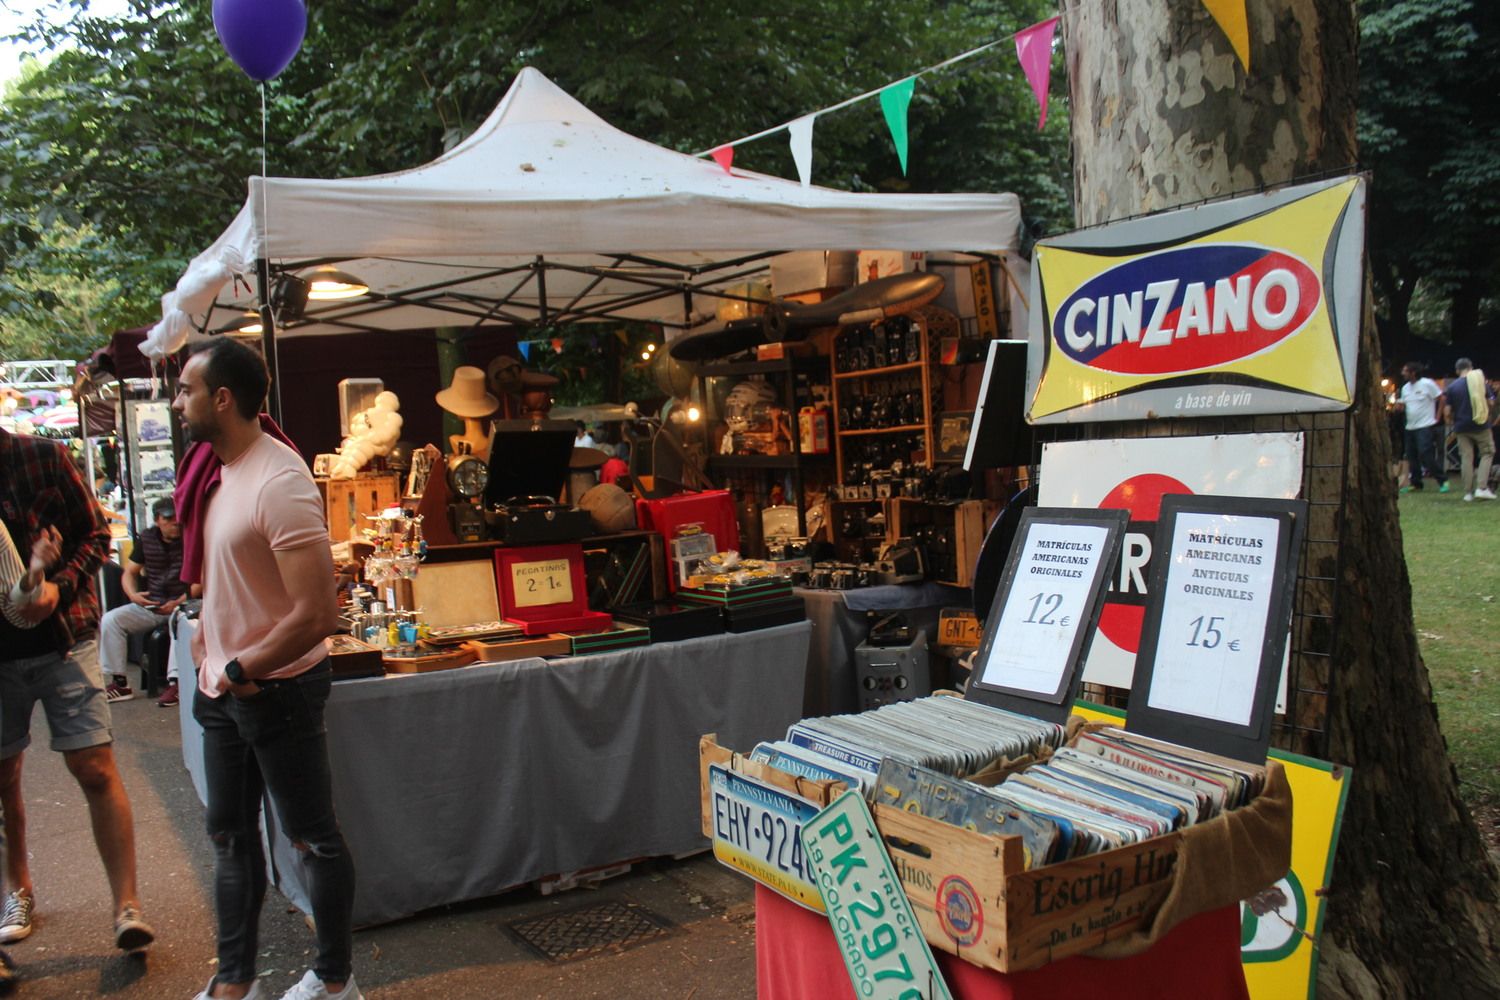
[0,427,156,962]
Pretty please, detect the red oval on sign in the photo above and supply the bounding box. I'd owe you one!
[1053,246,1322,376]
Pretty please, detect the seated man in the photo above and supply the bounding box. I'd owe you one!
[98,498,191,704]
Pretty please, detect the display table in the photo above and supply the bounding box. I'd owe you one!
[797,583,967,716]
[755,884,1249,1000]
[174,618,812,926]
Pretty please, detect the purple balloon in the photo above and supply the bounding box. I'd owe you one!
[212,0,307,82]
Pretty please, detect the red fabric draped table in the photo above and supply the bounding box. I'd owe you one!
[755,883,1249,1000]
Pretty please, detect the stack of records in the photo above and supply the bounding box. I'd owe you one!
[612,601,724,642]
[781,696,1064,784]
[677,577,805,632]
[567,625,651,656]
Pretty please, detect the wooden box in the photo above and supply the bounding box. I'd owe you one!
[886,498,989,587]
[464,633,572,662]
[698,734,1287,975]
[318,473,401,544]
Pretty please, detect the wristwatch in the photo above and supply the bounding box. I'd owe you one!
[224,658,248,685]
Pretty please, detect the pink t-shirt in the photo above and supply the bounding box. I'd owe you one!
[198,434,329,697]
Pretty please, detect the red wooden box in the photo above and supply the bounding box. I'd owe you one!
[634,491,741,591]
[495,543,611,636]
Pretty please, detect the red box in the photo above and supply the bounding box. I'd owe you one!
[495,543,612,636]
[634,491,741,592]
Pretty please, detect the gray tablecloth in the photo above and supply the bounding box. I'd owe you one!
[796,583,967,716]
[176,619,811,926]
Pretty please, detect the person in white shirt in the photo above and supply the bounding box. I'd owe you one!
[1396,362,1447,493]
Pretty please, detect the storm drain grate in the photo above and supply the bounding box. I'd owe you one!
[503,899,674,962]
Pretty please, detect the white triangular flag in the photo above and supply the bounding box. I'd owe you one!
[788,114,817,188]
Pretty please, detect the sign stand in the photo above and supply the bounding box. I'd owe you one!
[965,507,1128,723]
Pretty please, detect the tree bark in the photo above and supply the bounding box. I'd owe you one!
[1061,1,1500,995]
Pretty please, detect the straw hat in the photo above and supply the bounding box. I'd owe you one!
[435,366,499,418]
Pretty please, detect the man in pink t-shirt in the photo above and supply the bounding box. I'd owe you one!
[173,339,361,1000]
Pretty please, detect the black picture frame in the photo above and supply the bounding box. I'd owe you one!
[965,506,1128,723]
[1124,494,1308,763]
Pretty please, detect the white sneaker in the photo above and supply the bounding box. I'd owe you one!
[1464,493,1475,502]
[193,978,266,1000]
[279,970,362,1000]
[1475,488,1497,501]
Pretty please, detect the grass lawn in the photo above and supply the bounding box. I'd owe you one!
[1399,486,1500,811]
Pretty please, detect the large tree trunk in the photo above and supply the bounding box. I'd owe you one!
[1061,2,1500,996]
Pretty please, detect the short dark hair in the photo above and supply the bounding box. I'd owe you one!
[191,338,268,420]
[1455,358,1473,373]
[152,497,176,520]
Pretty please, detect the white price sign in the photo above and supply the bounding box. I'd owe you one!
[978,522,1110,697]
[1146,512,1279,725]
[509,558,574,608]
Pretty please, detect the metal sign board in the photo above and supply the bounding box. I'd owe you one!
[1026,175,1366,424]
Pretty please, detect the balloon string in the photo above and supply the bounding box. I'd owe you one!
[260,81,269,267]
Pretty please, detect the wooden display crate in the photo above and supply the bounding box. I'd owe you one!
[886,498,989,587]
[697,734,1289,975]
[317,473,401,543]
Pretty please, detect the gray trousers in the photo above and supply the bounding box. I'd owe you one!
[98,602,172,682]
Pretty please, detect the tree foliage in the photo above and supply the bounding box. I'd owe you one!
[1,0,1071,360]
[1359,0,1500,342]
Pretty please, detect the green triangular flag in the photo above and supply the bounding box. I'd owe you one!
[879,78,916,175]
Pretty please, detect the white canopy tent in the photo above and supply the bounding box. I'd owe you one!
[145,67,1023,359]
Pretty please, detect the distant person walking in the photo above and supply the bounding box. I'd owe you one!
[1442,358,1496,502]
[172,339,359,1000]
[1397,362,1447,492]
[0,427,155,960]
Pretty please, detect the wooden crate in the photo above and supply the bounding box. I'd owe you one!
[886,498,989,587]
[699,732,1289,975]
[318,473,401,543]
[873,803,1181,973]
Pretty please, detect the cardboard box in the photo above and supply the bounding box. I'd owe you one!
[317,473,401,544]
[856,249,926,283]
[769,251,858,297]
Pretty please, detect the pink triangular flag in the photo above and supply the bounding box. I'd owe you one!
[710,146,734,175]
[1014,17,1059,131]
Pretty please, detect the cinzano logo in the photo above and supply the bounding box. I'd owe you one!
[1052,244,1321,375]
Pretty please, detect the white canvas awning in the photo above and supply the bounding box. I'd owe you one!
[146,67,1022,357]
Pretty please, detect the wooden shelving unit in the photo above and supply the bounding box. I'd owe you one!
[830,306,954,483]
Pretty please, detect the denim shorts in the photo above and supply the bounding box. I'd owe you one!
[0,639,113,758]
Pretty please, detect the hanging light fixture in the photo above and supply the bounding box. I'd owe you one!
[302,265,369,301]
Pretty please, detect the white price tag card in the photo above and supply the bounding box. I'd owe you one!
[801,790,953,1000]
[1146,512,1279,725]
[967,508,1129,723]
[509,558,574,608]
[979,522,1110,695]
[1126,494,1307,763]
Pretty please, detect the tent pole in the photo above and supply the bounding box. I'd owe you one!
[535,256,549,327]
[255,257,282,424]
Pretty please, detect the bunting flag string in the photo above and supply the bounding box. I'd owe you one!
[695,18,1064,185]
[1201,0,1250,72]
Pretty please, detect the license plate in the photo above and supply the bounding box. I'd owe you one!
[708,764,823,911]
[802,790,953,1000]
[938,611,980,649]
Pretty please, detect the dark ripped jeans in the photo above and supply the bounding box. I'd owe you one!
[193,661,354,985]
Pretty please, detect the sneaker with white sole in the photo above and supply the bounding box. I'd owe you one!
[279,970,363,1000]
[0,891,32,943]
[1476,488,1497,501]
[194,977,266,1000]
[105,683,136,703]
[1464,492,1475,502]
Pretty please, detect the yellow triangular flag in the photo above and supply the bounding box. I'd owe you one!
[1202,0,1250,72]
